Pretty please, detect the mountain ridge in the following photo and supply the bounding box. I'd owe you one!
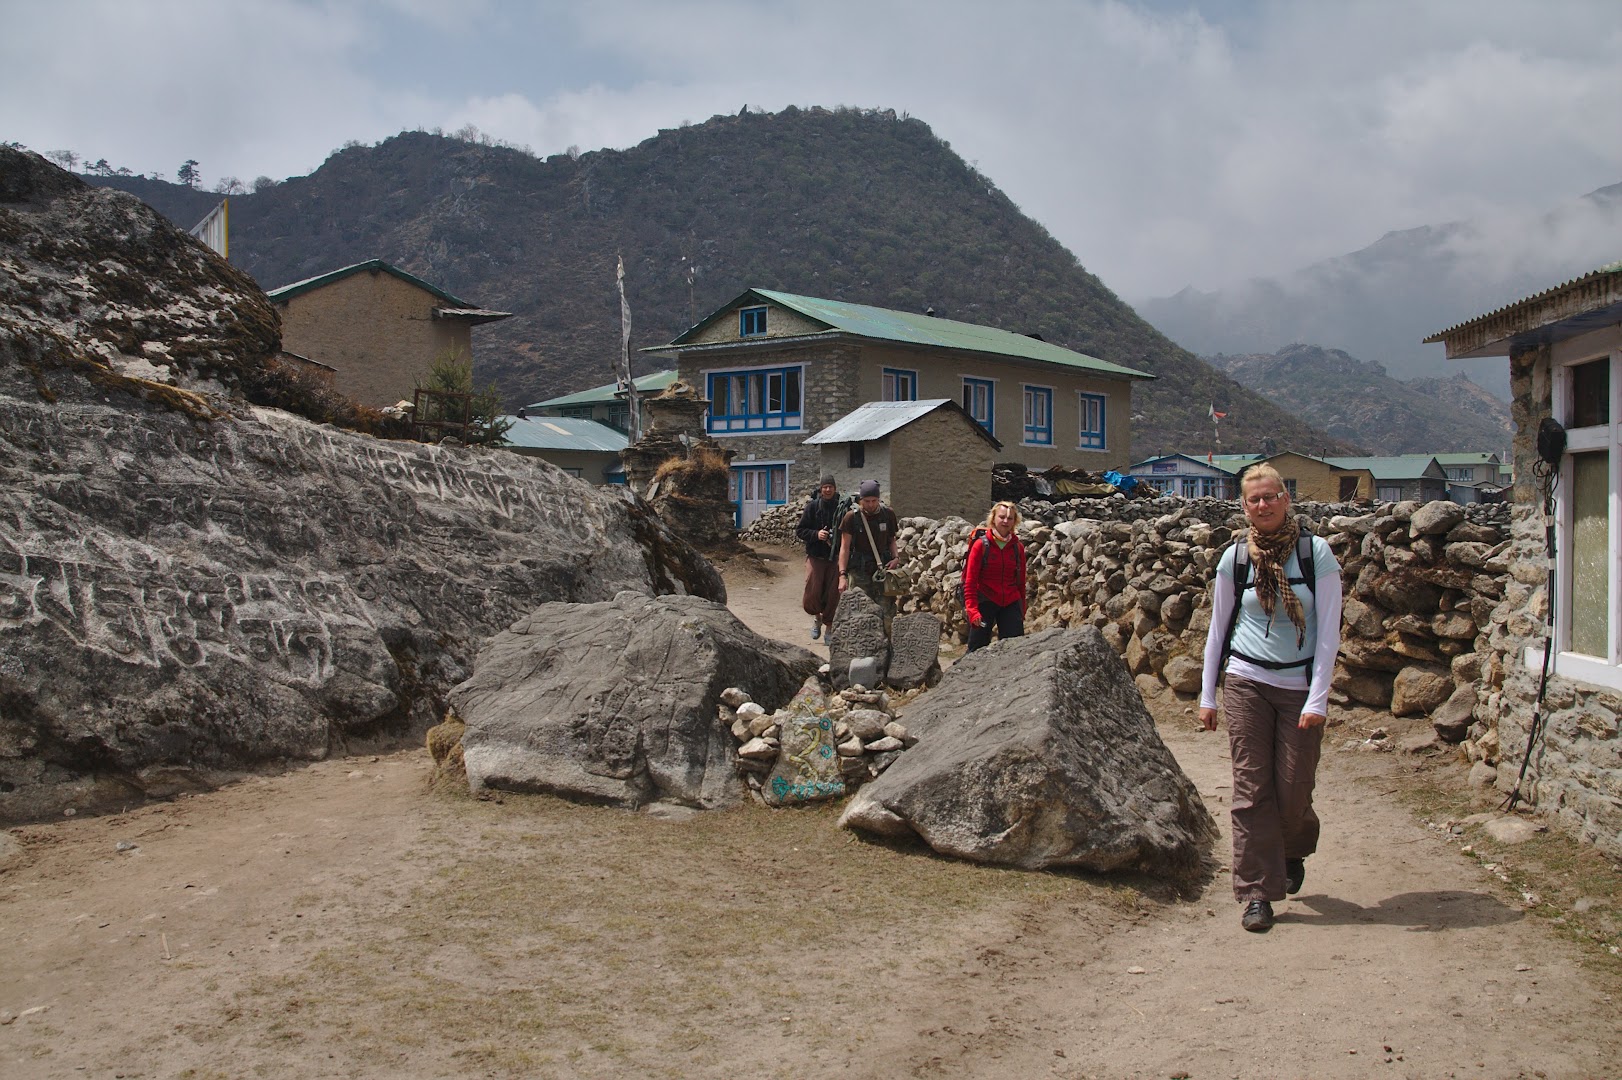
[1205,344,1510,456]
[84,108,1360,460]
[1136,180,1622,401]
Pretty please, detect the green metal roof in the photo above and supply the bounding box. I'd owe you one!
[501,415,628,453]
[1206,454,1264,473]
[1432,452,1503,465]
[657,289,1154,381]
[1324,455,1445,480]
[528,369,678,409]
[266,259,480,308]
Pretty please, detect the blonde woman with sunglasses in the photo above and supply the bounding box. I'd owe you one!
[1198,464,1342,933]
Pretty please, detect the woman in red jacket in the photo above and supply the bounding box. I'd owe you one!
[963,501,1027,653]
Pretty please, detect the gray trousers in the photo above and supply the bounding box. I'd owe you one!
[1224,675,1323,902]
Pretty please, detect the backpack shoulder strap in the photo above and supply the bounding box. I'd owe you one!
[1222,537,1248,666]
[1296,530,1317,596]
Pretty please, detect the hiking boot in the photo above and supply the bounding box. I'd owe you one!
[1285,858,1306,895]
[810,621,821,641]
[1241,899,1274,933]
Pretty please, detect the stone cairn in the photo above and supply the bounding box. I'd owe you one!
[720,679,918,808]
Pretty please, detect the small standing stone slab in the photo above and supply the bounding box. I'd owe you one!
[763,714,846,806]
[830,588,888,690]
[886,612,943,690]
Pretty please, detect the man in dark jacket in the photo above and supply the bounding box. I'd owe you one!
[795,474,846,641]
[838,479,901,624]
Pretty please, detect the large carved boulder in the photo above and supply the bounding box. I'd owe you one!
[838,627,1217,880]
[0,149,723,822]
[452,593,820,808]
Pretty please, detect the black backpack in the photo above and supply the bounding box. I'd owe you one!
[1220,527,1317,671]
[953,528,994,607]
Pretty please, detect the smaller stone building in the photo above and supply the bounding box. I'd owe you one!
[267,260,512,408]
[804,399,1001,522]
[1264,451,1375,502]
[1324,455,1447,503]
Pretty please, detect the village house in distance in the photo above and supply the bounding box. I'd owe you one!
[267,259,512,408]
[642,288,1154,524]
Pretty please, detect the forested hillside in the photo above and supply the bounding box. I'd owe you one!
[90,108,1360,458]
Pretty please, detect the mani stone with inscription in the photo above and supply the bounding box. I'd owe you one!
[453,592,820,809]
[0,146,728,823]
[885,612,943,690]
[763,713,845,806]
[838,626,1217,880]
[830,587,888,690]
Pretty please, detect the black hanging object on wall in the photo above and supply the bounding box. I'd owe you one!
[1537,417,1567,466]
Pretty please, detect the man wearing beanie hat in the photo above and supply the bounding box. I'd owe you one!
[837,479,901,618]
[794,474,848,641]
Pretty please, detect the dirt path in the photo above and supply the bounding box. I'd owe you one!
[1,546,1617,1079]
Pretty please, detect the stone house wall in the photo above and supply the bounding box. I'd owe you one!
[816,438,893,503]
[887,408,997,522]
[276,270,470,408]
[1473,344,1622,854]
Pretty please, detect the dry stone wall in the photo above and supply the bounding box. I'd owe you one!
[885,494,1512,728]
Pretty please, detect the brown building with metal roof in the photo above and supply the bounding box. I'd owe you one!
[266,260,512,408]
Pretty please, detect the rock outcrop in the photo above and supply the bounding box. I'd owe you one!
[839,627,1217,880]
[451,593,820,808]
[0,149,722,822]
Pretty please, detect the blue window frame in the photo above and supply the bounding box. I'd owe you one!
[739,306,767,337]
[882,368,917,402]
[705,365,803,434]
[727,463,788,527]
[1078,392,1106,450]
[1023,385,1052,445]
[963,377,994,434]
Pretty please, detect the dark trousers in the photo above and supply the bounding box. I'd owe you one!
[802,557,840,628]
[966,596,1024,652]
[1224,675,1323,902]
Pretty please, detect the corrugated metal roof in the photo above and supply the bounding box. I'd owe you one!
[1427,261,1622,345]
[1207,454,1264,472]
[803,398,1002,450]
[528,370,678,409]
[1324,455,1444,480]
[659,289,1154,381]
[265,259,482,308]
[501,415,628,453]
[433,306,513,324]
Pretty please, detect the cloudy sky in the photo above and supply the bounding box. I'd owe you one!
[5,0,1619,299]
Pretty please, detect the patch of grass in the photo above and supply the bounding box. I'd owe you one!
[215,792,1131,1077]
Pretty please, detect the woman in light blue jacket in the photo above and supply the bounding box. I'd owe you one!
[1199,464,1342,934]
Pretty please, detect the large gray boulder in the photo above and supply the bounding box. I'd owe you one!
[453,593,820,808]
[0,149,723,822]
[838,627,1216,879]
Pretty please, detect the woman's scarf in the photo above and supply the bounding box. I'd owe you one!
[1247,516,1307,648]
